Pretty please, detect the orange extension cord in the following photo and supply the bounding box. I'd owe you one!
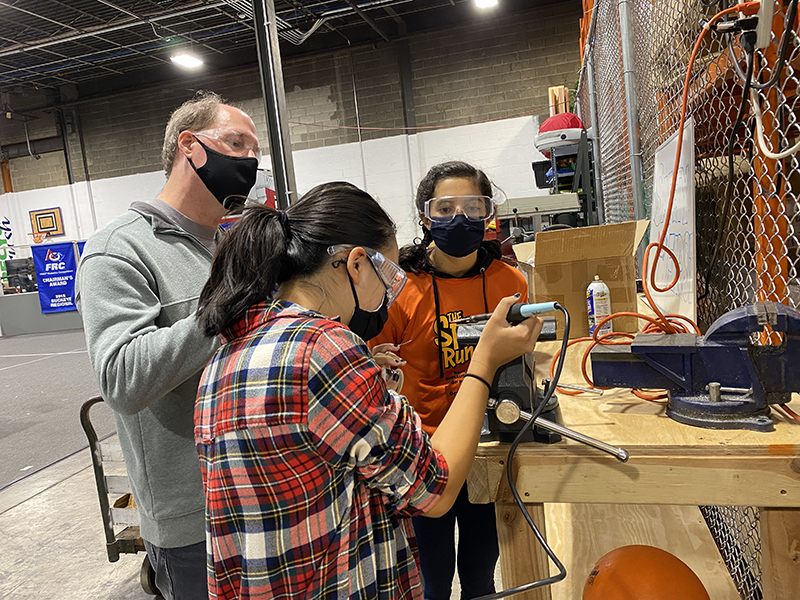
[550,1,800,421]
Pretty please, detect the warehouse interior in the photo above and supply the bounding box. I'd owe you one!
[1,0,799,599]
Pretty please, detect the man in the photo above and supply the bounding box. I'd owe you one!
[76,91,261,600]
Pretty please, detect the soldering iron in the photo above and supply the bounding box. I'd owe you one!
[451,301,560,325]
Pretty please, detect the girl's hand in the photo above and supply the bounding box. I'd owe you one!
[469,294,544,379]
[371,343,406,370]
[372,343,406,393]
[383,367,404,392]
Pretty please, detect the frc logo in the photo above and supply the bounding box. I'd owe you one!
[45,249,66,271]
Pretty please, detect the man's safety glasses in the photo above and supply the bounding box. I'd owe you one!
[327,245,408,307]
[194,129,261,160]
[424,195,496,223]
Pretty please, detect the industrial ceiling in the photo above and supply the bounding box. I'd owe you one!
[0,0,536,102]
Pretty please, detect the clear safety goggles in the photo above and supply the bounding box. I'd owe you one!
[194,128,261,160]
[327,245,408,307]
[424,195,496,223]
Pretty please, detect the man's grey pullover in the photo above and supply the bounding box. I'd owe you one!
[76,201,219,548]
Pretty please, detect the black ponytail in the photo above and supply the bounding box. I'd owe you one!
[399,160,500,273]
[197,181,396,336]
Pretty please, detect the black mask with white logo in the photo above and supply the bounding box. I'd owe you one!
[188,137,258,210]
[347,275,389,342]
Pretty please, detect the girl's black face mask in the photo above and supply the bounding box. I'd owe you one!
[429,214,486,258]
[347,275,389,342]
[188,137,259,210]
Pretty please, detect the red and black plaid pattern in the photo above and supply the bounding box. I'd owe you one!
[195,300,448,599]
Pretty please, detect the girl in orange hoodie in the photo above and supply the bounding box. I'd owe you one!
[370,161,528,600]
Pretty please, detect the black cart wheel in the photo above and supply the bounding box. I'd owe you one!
[140,554,163,598]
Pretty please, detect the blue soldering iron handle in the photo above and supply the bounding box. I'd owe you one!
[506,302,559,322]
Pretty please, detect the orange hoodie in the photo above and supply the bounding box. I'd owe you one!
[369,252,527,436]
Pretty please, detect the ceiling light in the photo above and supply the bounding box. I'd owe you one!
[475,0,499,7]
[170,53,203,69]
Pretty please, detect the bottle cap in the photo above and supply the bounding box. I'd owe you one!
[594,275,600,281]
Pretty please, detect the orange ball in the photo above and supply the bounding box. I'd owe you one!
[583,545,711,600]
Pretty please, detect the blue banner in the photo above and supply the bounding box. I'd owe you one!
[31,242,79,313]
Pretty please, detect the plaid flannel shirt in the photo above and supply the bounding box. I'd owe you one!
[195,300,449,600]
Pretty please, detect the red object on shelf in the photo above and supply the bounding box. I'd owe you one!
[538,112,585,159]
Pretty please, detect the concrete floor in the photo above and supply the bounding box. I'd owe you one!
[0,329,113,489]
[0,328,498,599]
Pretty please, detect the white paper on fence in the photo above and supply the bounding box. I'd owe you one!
[647,116,697,323]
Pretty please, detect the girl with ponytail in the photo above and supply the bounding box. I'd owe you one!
[193,181,542,600]
[370,162,530,600]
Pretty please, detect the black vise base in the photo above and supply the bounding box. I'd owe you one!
[667,394,775,432]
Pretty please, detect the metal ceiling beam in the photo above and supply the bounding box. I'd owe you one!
[0,64,77,86]
[0,30,172,78]
[0,32,123,79]
[0,1,228,60]
[0,12,125,76]
[383,5,405,35]
[93,0,224,55]
[41,0,174,68]
[0,0,83,34]
[343,0,390,42]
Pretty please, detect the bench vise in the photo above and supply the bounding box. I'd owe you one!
[590,302,800,431]
[457,318,629,461]
[457,320,563,444]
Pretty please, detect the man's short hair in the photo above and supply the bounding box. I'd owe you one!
[162,91,223,177]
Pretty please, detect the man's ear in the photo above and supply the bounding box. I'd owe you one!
[177,130,196,159]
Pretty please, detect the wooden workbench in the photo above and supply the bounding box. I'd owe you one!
[468,340,800,600]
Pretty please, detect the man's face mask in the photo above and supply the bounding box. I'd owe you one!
[188,137,259,210]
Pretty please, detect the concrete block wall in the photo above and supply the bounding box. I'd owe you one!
[9,152,70,191]
[411,1,582,127]
[1,0,581,193]
[0,101,71,192]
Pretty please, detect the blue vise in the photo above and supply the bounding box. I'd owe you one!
[590,302,800,431]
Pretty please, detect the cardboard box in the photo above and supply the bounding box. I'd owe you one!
[512,220,649,338]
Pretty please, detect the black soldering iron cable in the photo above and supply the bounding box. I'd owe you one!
[472,302,571,600]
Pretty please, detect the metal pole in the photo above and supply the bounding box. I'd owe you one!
[585,53,605,224]
[74,106,98,232]
[252,0,297,209]
[618,0,643,220]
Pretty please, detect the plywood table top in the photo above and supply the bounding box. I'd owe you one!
[472,340,800,507]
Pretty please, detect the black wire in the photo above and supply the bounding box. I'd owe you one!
[699,35,755,302]
[727,0,799,90]
[472,303,570,600]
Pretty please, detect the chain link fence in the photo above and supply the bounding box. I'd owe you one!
[577,0,800,597]
[584,0,635,223]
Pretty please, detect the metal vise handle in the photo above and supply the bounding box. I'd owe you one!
[488,398,630,463]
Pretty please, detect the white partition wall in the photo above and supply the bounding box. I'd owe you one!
[0,116,550,254]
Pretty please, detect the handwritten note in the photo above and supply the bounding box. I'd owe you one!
[648,117,696,322]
